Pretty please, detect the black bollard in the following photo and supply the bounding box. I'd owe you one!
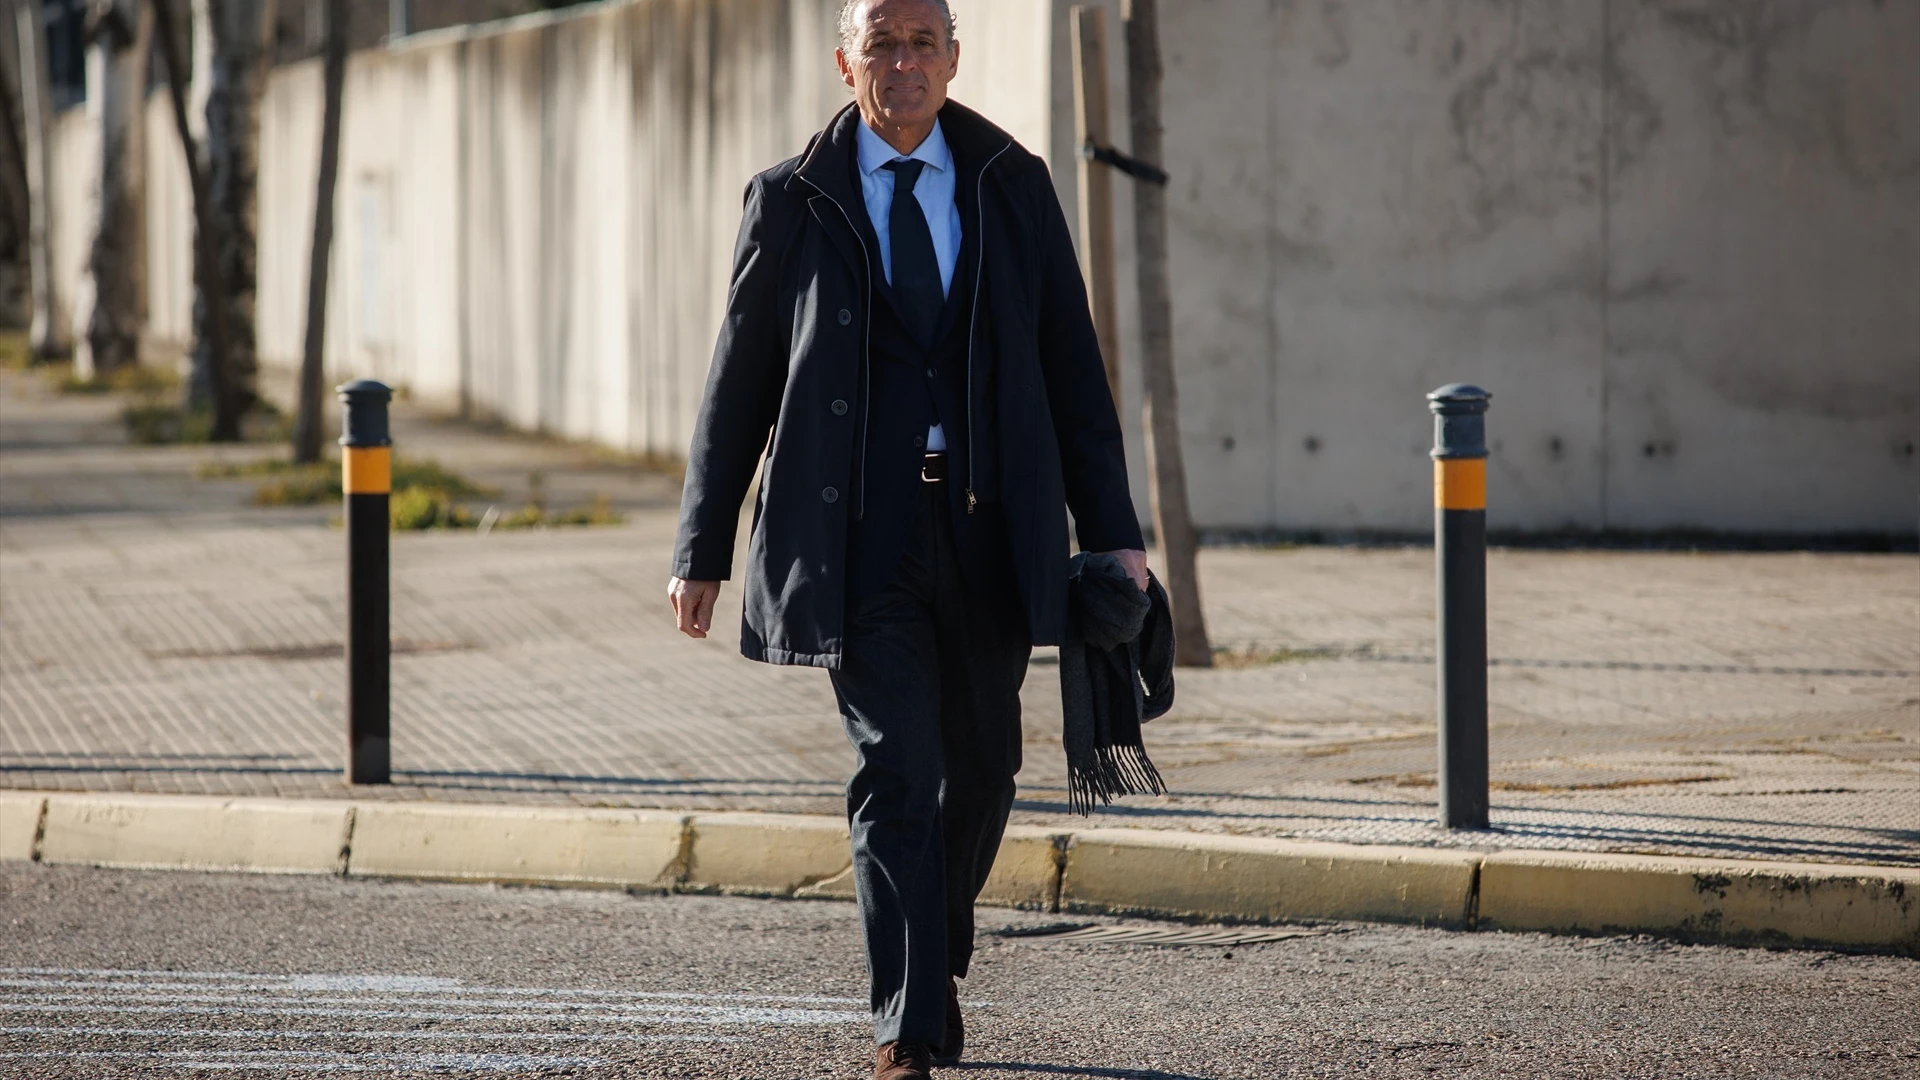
[339,379,393,785]
[1429,384,1491,830]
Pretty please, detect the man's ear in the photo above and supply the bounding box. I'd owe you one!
[836,47,855,90]
[947,39,960,82]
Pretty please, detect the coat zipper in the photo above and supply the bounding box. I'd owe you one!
[965,141,1013,514]
[798,183,874,521]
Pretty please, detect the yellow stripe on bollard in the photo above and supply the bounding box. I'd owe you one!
[342,446,392,495]
[1433,458,1486,511]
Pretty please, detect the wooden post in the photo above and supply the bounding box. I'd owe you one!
[294,0,348,465]
[1123,0,1212,668]
[1071,6,1121,410]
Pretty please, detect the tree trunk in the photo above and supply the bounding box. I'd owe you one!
[185,0,276,438]
[1070,5,1121,410]
[1123,0,1212,668]
[13,0,63,358]
[73,0,152,380]
[0,27,29,329]
[150,0,231,433]
[292,0,346,464]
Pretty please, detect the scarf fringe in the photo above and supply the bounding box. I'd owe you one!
[1067,742,1167,816]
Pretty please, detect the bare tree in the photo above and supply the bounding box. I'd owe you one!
[0,20,29,329]
[12,0,64,357]
[292,0,346,464]
[149,0,232,431]
[1123,0,1211,667]
[183,0,276,438]
[72,0,153,380]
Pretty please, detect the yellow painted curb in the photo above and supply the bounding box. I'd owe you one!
[1,792,47,861]
[1479,850,1920,954]
[37,794,352,874]
[792,826,1069,910]
[348,803,688,887]
[981,827,1069,911]
[1061,829,1479,928]
[7,792,1916,954]
[686,812,849,897]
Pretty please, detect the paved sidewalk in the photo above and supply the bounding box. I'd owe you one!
[2,367,1917,866]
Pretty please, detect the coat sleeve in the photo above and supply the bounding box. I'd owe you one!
[1032,167,1146,554]
[671,176,789,581]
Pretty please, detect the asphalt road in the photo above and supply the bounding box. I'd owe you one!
[0,865,1914,1079]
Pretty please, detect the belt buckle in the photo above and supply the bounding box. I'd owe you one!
[921,453,947,483]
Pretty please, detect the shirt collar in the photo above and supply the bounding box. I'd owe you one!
[856,116,952,178]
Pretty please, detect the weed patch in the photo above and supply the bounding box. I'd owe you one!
[123,403,216,444]
[395,491,625,532]
[202,454,502,514]
[0,331,30,370]
[1210,645,1347,669]
[47,361,180,398]
[391,488,477,530]
[123,399,289,444]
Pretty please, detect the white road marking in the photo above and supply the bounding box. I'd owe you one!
[3,966,307,981]
[0,1026,736,1044]
[6,987,859,1018]
[0,963,866,1071]
[0,1050,602,1072]
[0,973,858,1004]
[7,1001,864,1024]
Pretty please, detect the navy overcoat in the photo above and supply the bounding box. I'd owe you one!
[671,100,1143,668]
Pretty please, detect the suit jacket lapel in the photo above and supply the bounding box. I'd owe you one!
[842,180,909,325]
[791,106,879,293]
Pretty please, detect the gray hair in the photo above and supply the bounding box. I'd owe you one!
[837,0,958,53]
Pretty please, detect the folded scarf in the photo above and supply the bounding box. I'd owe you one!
[1059,553,1173,814]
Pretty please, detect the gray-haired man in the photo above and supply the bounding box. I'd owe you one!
[668,2,1146,1075]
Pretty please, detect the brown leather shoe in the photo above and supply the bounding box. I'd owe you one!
[931,977,964,1065]
[873,1041,933,1080]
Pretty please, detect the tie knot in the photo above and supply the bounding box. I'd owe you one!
[883,158,927,193]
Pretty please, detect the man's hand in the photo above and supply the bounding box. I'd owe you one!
[1099,549,1150,592]
[669,578,722,638]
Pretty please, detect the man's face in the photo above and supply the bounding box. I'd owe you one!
[836,0,960,133]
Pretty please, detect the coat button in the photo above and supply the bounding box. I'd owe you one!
[837,309,852,326]
[821,486,839,504]
[830,399,848,416]
[913,434,926,449]
[925,367,937,379]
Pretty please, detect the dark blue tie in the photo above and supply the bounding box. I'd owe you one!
[882,159,942,348]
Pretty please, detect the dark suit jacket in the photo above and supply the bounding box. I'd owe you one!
[671,100,1143,668]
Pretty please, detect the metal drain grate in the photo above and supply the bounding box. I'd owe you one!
[997,924,1319,946]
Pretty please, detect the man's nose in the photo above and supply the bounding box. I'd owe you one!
[883,43,919,71]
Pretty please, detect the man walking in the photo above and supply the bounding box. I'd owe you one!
[668,2,1146,1074]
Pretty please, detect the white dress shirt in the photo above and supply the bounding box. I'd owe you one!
[856,119,962,453]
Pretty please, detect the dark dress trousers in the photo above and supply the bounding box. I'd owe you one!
[671,101,1143,1047]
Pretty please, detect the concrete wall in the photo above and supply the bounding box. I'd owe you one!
[248,0,1047,455]
[45,0,1919,536]
[1140,0,1917,535]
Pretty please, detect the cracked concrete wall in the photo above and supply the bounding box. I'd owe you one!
[1601,0,1918,533]
[1133,0,1916,535]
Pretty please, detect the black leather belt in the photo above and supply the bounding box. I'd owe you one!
[921,452,948,483]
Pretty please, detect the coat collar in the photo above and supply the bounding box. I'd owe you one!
[790,98,1016,204]
[854,115,953,179]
